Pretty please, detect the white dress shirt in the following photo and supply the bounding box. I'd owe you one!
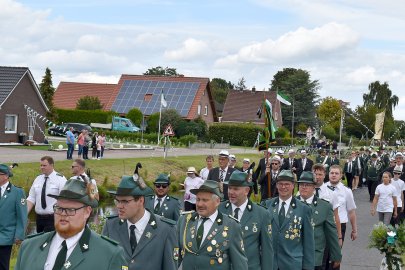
[154,195,167,208]
[127,210,151,243]
[278,196,293,215]
[327,182,356,223]
[198,210,218,242]
[300,195,314,204]
[319,182,339,210]
[231,199,248,221]
[0,181,9,197]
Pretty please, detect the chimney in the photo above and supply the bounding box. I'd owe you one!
[252,86,256,92]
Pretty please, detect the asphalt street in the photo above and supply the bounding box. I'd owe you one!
[0,147,385,269]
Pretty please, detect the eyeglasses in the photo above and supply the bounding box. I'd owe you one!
[299,183,314,188]
[114,198,135,206]
[271,163,279,165]
[394,172,401,175]
[53,205,87,216]
[155,184,169,189]
[277,183,293,188]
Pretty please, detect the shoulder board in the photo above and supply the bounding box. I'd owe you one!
[56,173,64,177]
[106,215,118,220]
[320,198,329,203]
[168,196,179,200]
[181,210,195,215]
[27,232,45,239]
[256,203,268,209]
[12,184,24,189]
[100,235,119,246]
[159,216,177,226]
[228,214,239,223]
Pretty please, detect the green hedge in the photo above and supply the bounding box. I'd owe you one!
[208,123,262,146]
[56,109,118,125]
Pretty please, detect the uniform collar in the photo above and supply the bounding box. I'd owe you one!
[40,226,91,252]
[0,181,10,193]
[272,196,297,209]
[231,199,248,214]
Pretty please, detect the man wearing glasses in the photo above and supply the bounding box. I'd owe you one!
[71,159,99,201]
[145,174,181,221]
[259,156,281,201]
[0,164,27,270]
[15,179,127,270]
[102,176,178,270]
[263,170,314,270]
[208,150,236,200]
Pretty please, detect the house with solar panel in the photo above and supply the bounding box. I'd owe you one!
[54,75,218,123]
[0,66,49,143]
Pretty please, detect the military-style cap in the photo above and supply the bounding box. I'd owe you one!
[0,164,12,177]
[288,149,295,154]
[48,179,98,208]
[229,154,236,161]
[108,175,153,197]
[219,150,229,157]
[300,150,307,154]
[270,156,282,163]
[297,171,315,184]
[243,158,250,163]
[267,148,273,154]
[227,171,253,187]
[154,173,170,184]
[395,152,404,158]
[276,149,284,155]
[190,180,222,198]
[393,166,402,174]
[276,170,295,183]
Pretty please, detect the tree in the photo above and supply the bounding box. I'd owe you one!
[39,67,56,119]
[317,97,341,132]
[126,108,143,127]
[146,112,160,133]
[363,81,399,119]
[161,109,184,133]
[76,96,103,110]
[236,77,247,90]
[270,68,320,130]
[210,78,233,105]
[143,66,181,76]
[345,105,378,139]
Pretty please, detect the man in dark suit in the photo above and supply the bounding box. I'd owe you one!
[252,148,272,189]
[208,150,236,200]
[282,149,299,173]
[259,156,281,201]
[296,150,314,180]
[344,153,357,190]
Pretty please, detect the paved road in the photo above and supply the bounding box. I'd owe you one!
[0,147,385,269]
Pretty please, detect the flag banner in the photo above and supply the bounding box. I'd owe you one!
[373,110,385,140]
[161,90,167,108]
[277,92,291,106]
[264,99,278,140]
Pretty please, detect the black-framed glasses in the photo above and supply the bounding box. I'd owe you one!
[271,163,279,165]
[394,172,401,175]
[53,205,87,216]
[155,184,168,189]
[114,198,135,206]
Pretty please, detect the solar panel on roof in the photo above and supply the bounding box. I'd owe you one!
[111,80,200,117]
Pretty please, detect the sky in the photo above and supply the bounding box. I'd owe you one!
[1,0,405,121]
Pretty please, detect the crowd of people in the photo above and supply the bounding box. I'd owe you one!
[1,145,404,270]
[67,128,106,160]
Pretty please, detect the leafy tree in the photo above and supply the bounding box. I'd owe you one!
[275,126,290,138]
[270,68,320,130]
[296,123,308,133]
[177,118,207,138]
[161,109,184,133]
[345,105,378,139]
[143,66,181,76]
[146,112,160,133]
[39,67,57,119]
[321,125,337,140]
[76,96,103,110]
[363,81,399,119]
[210,78,232,105]
[126,108,143,127]
[236,77,247,90]
[317,97,341,132]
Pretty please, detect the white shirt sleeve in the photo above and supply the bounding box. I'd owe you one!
[345,188,357,211]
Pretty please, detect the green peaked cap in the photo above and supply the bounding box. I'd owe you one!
[227,171,253,187]
[276,170,295,183]
[48,179,98,208]
[0,164,12,177]
[154,173,170,184]
[108,175,153,197]
[190,180,223,198]
[297,171,315,184]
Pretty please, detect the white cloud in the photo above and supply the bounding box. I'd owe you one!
[345,66,377,85]
[164,38,211,61]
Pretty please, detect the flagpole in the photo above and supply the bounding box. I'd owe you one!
[158,102,162,145]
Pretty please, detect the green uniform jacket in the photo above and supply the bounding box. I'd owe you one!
[364,160,383,181]
[264,197,315,270]
[178,211,248,270]
[0,182,27,245]
[298,196,342,266]
[15,226,127,270]
[219,200,273,270]
[316,155,332,174]
[145,195,181,221]
[102,209,178,270]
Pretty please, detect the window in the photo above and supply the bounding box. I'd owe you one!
[197,104,201,115]
[204,105,208,116]
[5,114,18,133]
[144,94,153,102]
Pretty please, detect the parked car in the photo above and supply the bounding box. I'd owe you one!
[48,123,92,137]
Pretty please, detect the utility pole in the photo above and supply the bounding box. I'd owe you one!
[291,97,295,145]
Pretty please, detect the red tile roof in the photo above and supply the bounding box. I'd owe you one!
[54,82,117,110]
[221,90,283,126]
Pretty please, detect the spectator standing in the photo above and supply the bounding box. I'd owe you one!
[371,171,397,225]
[91,132,98,159]
[199,155,214,181]
[82,130,91,160]
[99,132,106,158]
[183,167,204,211]
[65,127,75,160]
[77,130,85,158]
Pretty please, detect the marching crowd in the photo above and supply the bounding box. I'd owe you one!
[0,146,404,270]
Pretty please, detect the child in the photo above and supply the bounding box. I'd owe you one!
[370,171,397,225]
[390,166,405,225]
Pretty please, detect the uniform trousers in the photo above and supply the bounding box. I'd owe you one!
[345,172,354,189]
[367,180,379,201]
[36,214,55,233]
[0,245,12,270]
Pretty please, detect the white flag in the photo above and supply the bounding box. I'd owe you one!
[161,91,167,108]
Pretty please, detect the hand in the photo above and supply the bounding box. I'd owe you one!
[351,231,357,241]
[370,209,375,216]
[338,238,343,248]
[15,239,22,245]
[393,212,398,218]
[332,261,341,269]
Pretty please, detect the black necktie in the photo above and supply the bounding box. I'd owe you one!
[52,240,67,270]
[278,202,286,224]
[41,176,48,209]
[196,218,209,248]
[129,225,137,252]
[328,185,336,191]
[219,170,224,182]
[154,198,161,214]
[315,187,320,197]
[234,208,240,220]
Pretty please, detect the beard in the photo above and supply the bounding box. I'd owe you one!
[55,218,85,239]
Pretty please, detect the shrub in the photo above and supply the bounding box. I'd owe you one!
[208,123,262,146]
[56,109,117,125]
[126,108,143,127]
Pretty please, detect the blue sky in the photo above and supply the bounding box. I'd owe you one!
[2,0,405,123]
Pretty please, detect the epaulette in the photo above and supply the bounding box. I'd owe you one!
[159,216,177,226]
[168,196,179,200]
[106,215,118,219]
[180,210,195,215]
[256,203,268,209]
[56,173,64,177]
[100,235,119,246]
[228,214,239,223]
[27,232,45,239]
[320,198,329,203]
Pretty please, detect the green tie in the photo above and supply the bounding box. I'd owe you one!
[196,217,209,248]
[154,198,161,214]
[315,187,320,197]
[52,240,67,270]
[278,202,286,224]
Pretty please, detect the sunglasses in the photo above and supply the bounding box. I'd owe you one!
[271,163,279,165]
[155,184,169,188]
[394,172,401,175]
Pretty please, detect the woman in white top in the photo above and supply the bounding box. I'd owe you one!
[183,167,204,211]
[199,155,214,181]
[370,171,397,225]
[390,166,405,225]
